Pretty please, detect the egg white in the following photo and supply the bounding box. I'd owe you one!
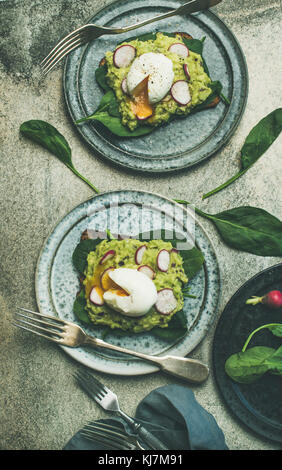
[103,268,158,317]
[126,52,174,104]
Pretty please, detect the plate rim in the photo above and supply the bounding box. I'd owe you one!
[63,1,249,173]
[35,189,221,376]
[212,262,282,443]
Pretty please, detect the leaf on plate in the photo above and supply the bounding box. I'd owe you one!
[72,238,104,275]
[225,346,276,383]
[73,289,91,324]
[151,310,188,342]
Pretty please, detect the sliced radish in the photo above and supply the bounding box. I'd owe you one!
[171,80,191,106]
[168,43,189,58]
[89,286,104,306]
[183,63,191,81]
[99,250,116,265]
[135,245,147,265]
[157,249,170,272]
[155,289,177,315]
[121,77,129,94]
[113,45,136,68]
[100,266,115,290]
[137,265,156,279]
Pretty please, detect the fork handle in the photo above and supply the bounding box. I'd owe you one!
[117,410,168,450]
[84,336,209,383]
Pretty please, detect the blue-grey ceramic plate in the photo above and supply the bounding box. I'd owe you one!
[213,263,282,443]
[35,190,220,375]
[63,0,248,173]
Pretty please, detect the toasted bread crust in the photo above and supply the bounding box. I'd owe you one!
[173,31,193,40]
[204,95,220,108]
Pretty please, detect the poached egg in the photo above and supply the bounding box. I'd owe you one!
[103,268,158,317]
[127,52,174,104]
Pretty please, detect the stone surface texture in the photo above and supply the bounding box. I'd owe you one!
[0,0,281,450]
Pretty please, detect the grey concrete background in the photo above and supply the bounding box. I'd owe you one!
[0,0,281,451]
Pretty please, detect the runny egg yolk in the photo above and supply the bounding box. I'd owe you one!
[85,265,128,301]
[129,76,153,120]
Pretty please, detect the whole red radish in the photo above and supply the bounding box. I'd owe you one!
[246,290,282,309]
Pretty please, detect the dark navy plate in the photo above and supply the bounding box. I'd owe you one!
[63,0,248,173]
[212,263,282,443]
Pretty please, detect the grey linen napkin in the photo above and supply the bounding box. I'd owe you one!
[64,384,228,450]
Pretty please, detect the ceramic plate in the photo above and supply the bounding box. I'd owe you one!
[63,0,248,173]
[36,190,220,375]
[213,263,282,443]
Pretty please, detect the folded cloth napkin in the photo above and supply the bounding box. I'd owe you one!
[64,384,228,450]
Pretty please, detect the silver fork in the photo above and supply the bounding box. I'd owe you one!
[74,368,167,450]
[13,307,209,384]
[81,422,144,450]
[41,0,221,75]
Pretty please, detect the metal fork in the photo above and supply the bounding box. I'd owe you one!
[41,0,221,75]
[81,422,144,450]
[74,368,167,450]
[13,307,209,384]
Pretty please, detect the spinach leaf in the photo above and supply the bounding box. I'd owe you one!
[175,200,282,257]
[225,346,276,384]
[72,238,105,275]
[73,290,91,324]
[193,81,223,112]
[203,108,282,199]
[95,64,111,92]
[20,120,100,193]
[265,346,282,375]
[83,112,153,137]
[269,325,282,337]
[225,322,282,383]
[151,310,188,342]
[200,206,282,257]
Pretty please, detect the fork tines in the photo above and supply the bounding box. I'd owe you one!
[13,307,65,343]
[40,25,91,75]
[81,422,137,450]
[74,368,109,400]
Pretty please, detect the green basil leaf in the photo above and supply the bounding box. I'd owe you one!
[225,346,276,383]
[199,205,282,257]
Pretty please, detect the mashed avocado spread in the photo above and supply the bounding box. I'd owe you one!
[83,238,188,333]
[105,32,212,131]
